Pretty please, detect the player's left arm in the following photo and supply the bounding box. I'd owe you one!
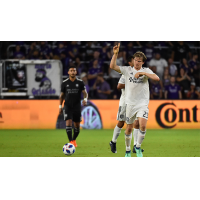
[117,83,125,90]
[82,89,88,106]
[144,72,160,81]
[59,83,65,114]
[135,69,160,81]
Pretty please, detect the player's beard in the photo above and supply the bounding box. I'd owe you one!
[70,74,76,78]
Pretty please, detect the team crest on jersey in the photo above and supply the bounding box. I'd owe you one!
[130,72,133,75]
[76,84,79,87]
[67,85,69,87]
[126,117,129,122]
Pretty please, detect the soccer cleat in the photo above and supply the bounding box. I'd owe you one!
[132,145,144,153]
[125,151,131,157]
[135,147,143,157]
[73,140,77,147]
[109,141,117,153]
[70,140,74,146]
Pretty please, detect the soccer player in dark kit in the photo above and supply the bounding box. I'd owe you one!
[59,66,88,147]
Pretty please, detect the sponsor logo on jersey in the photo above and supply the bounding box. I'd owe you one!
[129,77,143,83]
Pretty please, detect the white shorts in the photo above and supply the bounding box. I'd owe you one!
[125,104,149,124]
[116,105,126,121]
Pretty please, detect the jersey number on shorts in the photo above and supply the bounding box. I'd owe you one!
[143,111,148,118]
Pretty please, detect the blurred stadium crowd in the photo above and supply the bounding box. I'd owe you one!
[1,41,200,100]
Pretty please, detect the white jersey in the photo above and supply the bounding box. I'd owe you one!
[119,66,154,108]
[118,75,125,106]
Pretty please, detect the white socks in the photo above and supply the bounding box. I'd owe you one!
[136,129,146,148]
[125,133,132,151]
[133,129,139,146]
[112,126,146,151]
[112,125,122,143]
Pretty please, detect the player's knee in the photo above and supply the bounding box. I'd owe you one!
[66,120,72,126]
[74,122,80,128]
[117,121,124,128]
[134,120,139,129]
[126,126,133,134]
[140,124,146,131]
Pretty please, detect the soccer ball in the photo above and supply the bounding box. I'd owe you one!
[63,143,75,155]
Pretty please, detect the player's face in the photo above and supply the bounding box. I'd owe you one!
[133,57,144,69]
[68,68,77,78]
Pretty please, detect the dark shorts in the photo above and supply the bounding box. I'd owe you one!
[63,106,82,122]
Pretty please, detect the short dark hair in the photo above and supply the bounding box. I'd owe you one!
[133,51,147,62]
[68,66,77,71]
[127,56,134,63]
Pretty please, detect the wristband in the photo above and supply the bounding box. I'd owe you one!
[84,98,87,102]
[59,105,62,108]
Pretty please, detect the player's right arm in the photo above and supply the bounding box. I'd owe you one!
[59,92,65,114]
[110,43,121,73]
[59,82,65,114]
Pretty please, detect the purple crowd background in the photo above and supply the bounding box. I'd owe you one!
[1,41,200,100]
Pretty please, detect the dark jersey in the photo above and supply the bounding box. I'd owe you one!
[61,77,85,109]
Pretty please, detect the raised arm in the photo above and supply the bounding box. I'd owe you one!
[110,43,121,73]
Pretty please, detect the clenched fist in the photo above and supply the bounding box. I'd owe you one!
[113,43,120,55]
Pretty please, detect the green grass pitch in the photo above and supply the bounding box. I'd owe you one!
[0,129,199,157]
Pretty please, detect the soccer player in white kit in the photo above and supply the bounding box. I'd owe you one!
[110,43,160,157]
[109,69,143,154]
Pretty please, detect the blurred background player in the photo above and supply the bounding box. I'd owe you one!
[59,66,88,147]
[110,44,160,157]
